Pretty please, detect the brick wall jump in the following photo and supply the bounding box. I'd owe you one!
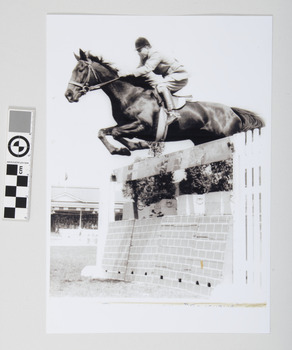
[102,215,232,297]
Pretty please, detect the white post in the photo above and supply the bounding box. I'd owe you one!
[95,172,115,266]
[259,127,270,301]
[232,132,248,288]
[81,170,115,279]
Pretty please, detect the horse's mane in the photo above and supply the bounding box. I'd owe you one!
[87,53,118,75]
[87,52,154,91]
[119,75,154,90]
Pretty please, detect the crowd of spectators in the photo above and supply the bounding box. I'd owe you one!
[51,213,98,233]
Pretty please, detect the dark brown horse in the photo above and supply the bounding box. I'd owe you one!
[65,49,264,156]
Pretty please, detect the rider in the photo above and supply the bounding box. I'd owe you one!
[119,37,189,126]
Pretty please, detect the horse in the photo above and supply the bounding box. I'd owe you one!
[65,49,264,156]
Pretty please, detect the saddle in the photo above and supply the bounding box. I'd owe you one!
[153,91,193,141]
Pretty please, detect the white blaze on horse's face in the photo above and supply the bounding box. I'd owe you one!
[65,60,89,103]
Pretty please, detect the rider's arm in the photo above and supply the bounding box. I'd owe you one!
[132,51,162,77]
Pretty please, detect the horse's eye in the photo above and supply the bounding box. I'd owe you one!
[77,63,85,72]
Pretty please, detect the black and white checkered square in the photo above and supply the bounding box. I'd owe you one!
[3,164,29,219]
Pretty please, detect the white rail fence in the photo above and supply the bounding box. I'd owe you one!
[232,128,269,295]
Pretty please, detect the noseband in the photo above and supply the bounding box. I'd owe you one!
[69,60,119,94]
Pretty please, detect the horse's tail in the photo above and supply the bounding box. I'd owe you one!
[231,107,265,131]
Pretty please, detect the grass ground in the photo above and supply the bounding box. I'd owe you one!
[50,246,195,299]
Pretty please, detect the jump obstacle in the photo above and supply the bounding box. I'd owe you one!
[82,128,269,300]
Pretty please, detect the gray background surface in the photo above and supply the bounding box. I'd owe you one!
[0,0,291,349]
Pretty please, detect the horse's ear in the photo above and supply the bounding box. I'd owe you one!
[79,49,88,61]
[74,52,80,61]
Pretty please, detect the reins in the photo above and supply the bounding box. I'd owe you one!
[69,60,120,94]
[88,77,120,91]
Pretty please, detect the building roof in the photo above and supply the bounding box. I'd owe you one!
[51,186,128,205]
[51,186,100,204]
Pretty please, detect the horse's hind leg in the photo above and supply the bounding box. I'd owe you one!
[98,127,131,156]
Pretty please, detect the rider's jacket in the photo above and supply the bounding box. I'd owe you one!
[132,48,186,78]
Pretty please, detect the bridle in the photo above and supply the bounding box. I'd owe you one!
[69,60,119,94]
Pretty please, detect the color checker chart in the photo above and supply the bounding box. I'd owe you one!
[3,108,35,220]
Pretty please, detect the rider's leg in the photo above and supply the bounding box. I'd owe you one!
[156,84,181,126]
[142,72,188,125]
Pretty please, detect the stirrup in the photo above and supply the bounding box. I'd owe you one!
[166,110,180,126]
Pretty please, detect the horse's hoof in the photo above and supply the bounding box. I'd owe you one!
[119,148,131,156]
[112,148,131,156]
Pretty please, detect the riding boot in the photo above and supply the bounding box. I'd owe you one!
[158,87,181,126]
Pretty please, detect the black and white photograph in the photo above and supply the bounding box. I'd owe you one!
[47,14,272,333]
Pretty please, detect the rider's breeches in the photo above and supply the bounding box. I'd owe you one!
[144,70,189,93]
[143,70,189,111]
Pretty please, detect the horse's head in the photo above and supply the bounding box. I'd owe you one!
[65,49,117,103]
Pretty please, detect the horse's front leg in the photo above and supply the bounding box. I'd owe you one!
[98,126,131,156]
[110,121,149,152]
[115,137,150,151]
[111,121,146,139]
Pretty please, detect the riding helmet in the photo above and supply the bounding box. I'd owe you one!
[135,37,151,50]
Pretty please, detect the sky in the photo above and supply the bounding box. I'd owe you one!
[47,15,272,188]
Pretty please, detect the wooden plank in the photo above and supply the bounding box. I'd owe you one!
[114,137,233,182]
